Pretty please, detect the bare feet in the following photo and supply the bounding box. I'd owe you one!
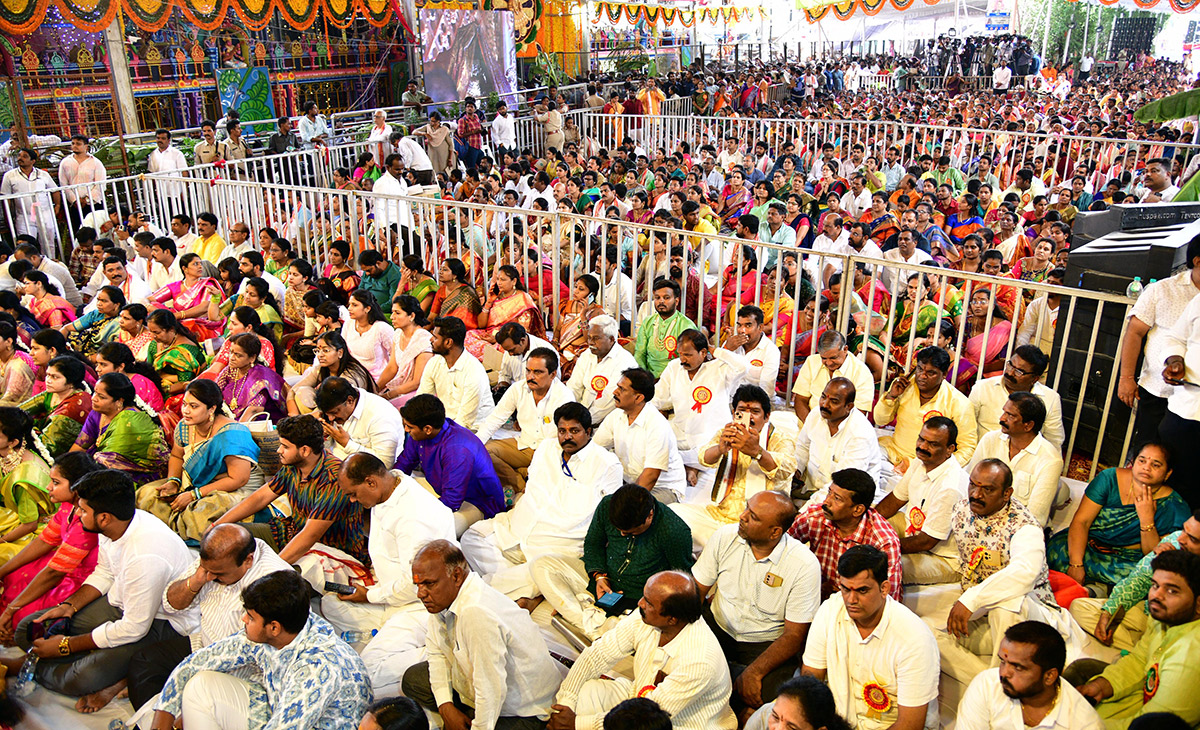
[75,679,127,713]
[685,466,700,487]
[516,596,545,613]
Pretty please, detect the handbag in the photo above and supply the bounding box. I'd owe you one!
[245,412,280,477]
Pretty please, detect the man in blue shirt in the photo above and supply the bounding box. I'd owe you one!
[395,393,506,537]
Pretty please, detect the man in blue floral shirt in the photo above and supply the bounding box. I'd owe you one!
[151,570,371,730]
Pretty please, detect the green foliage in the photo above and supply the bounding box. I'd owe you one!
[486,91,501,115]
[1018,0,1167,66]
[1134,88,1200,123]
[606,40,649,76]
[529,48,569,88]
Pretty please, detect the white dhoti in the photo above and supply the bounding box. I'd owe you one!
[460,520,538,599]
[180,670,253,730]
[574,677,634,719]
[320,595,399,636]
[1069,598,1148,655]
[669,503,729,552]
[529,554,610,639]
[360,603,431,697]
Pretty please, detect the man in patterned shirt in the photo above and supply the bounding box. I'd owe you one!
[150,570,371,730]
[788,468,903,601]
[214,414,368,590]
[456,97,485,170]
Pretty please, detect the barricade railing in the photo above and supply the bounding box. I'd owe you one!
[576,113,1200,193]
[135,172,1135,476]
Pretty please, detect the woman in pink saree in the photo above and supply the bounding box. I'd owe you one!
[147,253,226,342]
[954,288,1014,389]
[0,451,99,632]
[464,265,545,360]
[377,295,433,407]
[718,245,763,339]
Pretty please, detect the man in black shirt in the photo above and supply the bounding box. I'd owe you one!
[266,117,302,185]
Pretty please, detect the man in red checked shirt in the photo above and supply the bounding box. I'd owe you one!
[788,467,904,600]
[455,97,485,171]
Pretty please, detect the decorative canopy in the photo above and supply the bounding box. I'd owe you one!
[591,1,767,27]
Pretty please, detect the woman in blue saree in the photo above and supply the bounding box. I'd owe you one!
[1049,441,1190,586]
[134,379,263,543]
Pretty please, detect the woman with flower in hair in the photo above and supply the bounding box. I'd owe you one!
[93,342,165,412]
[213,333,286,422]
[0,407,53,562]
[19,356,92,458]
[61,285,124,360]
[70,372,168,486]
[135,379,263,541]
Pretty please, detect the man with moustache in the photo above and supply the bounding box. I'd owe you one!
[956,621,1102,730]
[796,377,887,502]
[634,278,697,378]
[969,345,1065,450]
[462,403,622,605]
[932,460,1083,684]
[566,315,638,423]
[1075,550,1200,728]
[968,392,1063,528]
[667,244,716,329]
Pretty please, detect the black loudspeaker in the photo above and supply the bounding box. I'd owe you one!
[1049,293,1133,467]
[1111,16,1156,56]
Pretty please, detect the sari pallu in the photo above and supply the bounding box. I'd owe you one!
[0,501,97,627]
[319,265,360,307]
[464,291,545,360]
[149,339,206,416]
[136,421,263,542]
[554,298,604,379]
[201,335,277,379]
[945,214,984,246]
[864,212,900,246]
[0,351,37,407]
[887,300,940,369]
[218,364,287,422]
[29,296,77,328]
[431,284,482,329]
[66,311,120,358]
[76,408,168,486]
[150,278,226,341]
[20,391,91,457]
[385,328,434,405]
[719,187,752,229]
[952,320,1013,389]
[0,460,52,562]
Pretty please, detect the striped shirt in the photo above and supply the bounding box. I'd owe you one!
[266,453,369,566]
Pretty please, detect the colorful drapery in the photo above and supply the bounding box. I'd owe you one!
[0,0,394,35]
[591,1,766,27]
[803,0,1198,23]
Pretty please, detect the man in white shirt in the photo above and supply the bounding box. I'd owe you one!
[796,377,887,500]
[875,417,970,586]
[491,103,517,160]
[85,254,151,311]
[474,348,574,495]
[599,245,634,324]
[881,229,934,291]
[418,316,495,430]
[969,344,1066,450]
[463,402,622,603]
[169,214,200,255]
[372,154,415,233]
[1,149,61,255]
[325,453,456,696]
[148,237,183,293]
[726,305,781,397]
[495,322,557,388]
[12,240,83,308]
[840,174,872,220]
[1160,290,1200,497]
[807,215,850,288]
[402,541,561,729]
[594,367,687,503]
[236,250,286,303]
[807,142,840,184]
[395,136,434,185]
[566,315,638,423]
[787,544,941,730]
[968,393,1063,528]
[1119,240,1200,445]
[16,470,197,709]
[146,128,188,215]
[126,524,290,710]
[694,492,821,713]
[716,135,745,173]
[932,461,1083,684]
[1137,157,1180,203]
[993,64,1013,93]
[58,134,107,207]
[314,377,405,467]
[957,620,1103,730]
[791,331,875,421]
[548,571,736,730]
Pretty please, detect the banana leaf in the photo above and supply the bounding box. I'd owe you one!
[1134,88,1200,124]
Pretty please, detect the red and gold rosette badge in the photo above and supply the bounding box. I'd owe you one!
[637,684,656,699]
[590,375,609,399]
[966,546,987,577]
[691,385,712,413]
[862,682,892,720]
[664,335,678,358]
[922,410,944,423]
[905,506,926,536]
[1143,663,1160,703]
[750,359,764,367]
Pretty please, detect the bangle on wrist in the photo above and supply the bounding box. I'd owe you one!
[193,487,203,500]
[58,635,71,656]
[1068,563,1084,568]
[1141,524,1156,532]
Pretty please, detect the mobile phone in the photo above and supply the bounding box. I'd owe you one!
[734,410,751,427]
[596,591,623,609]
[324,581,356,596]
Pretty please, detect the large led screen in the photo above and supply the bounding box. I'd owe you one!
[419,9,518,102]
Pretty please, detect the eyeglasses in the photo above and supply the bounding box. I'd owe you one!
[1005,360,1036,377]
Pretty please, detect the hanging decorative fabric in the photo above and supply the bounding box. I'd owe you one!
[591,1,760,27]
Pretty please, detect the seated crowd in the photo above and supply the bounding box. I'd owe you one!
[0,53,1199,730]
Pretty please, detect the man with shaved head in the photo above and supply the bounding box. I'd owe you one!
[549,570,737,730]
[127,523,291,711]
[402,540,560,730]
[693,490,821,718]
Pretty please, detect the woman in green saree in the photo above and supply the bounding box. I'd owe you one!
[61,285,125,361]
[222,277,284,341]
[70,372,169,486]
[20,356,92,458]
[146,308,206,415]
[1049,441,1191,586]
[136,379,263,542]
[0,407,53,563]
[887,271,942,370]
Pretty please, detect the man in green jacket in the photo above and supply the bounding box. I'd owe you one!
[357,250,402,315]
[634,278,696,378]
